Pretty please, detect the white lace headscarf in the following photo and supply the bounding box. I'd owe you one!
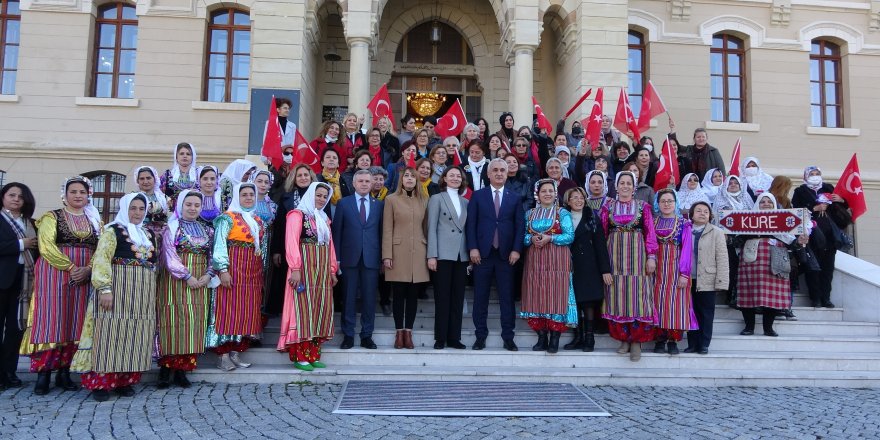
[133,166,168,212]
[105,192,153,249]
[677,172,710,210]
[295,182,334,244]
[171,143,198,182]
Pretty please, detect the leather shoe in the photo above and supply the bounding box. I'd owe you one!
[503,340,518,352]
[447,340,466,349]
[822,301,835,308]
[764,330,779,337]
[433,340,445,349]
[698,348,709,355]
[682,347,698,353]
[472,338,486,350]
[381,304,392,316]
[115,385,135,397]
[340,336,354,349]
[360,337,378,349]
[92,390,110,402]
[739,330,754,336]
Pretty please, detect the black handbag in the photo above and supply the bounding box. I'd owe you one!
[793,245,821,272]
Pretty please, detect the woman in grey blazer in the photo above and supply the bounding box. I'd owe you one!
[427,167,470,350]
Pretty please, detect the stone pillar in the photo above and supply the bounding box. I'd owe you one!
[347,37,371,117]
[512,45,536,129]
[508,59,516,117]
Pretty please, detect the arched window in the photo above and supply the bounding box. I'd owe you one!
[82,171,126,223]
[628,30,647,115]
[1,0,20,95]
[205,8,250,103]
[93,3,137,98]
[710,34,746,122]
[810,39,842,128]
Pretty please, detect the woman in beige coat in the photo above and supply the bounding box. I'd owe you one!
[382,167,429,349]
[685,201,729,354]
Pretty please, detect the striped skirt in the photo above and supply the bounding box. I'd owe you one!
[603,229,655,323]
[653,241,696,331]
[277,243,335,349]
[156,251,210,356]
[71,264,157,373]
[21,246,93,353]
[520,244,577,325]
[213,245,263,335]
[736,239,791,310]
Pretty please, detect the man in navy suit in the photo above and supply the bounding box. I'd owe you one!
[466,158,525,351]
[332,170,383,349]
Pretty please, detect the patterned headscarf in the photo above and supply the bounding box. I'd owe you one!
[586,170,608,197]
[61,176,102,234]
[677,172,710,210]
[803,166,823,191]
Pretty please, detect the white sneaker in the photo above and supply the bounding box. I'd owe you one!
[229,351,252,368]
[217,354,236,371]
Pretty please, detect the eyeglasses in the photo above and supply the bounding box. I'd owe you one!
[659,200,676,204]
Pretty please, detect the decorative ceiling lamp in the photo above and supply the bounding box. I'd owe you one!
[407,93,446,117]
[430,21,442,45]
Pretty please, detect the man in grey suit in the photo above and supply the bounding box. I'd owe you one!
[332,170,383,349]
[426,167,469,350]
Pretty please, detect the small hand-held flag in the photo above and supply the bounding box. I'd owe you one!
[563,88,593,119]
[728,137,742,177]
[261,95,283,168]
[636,80,667,133]
[613,89,641,143]
[293,129,321,174]
[367,84,395,130]
[434,99,467,138]
[406,148,418,169]
[653,136,679,192]
[583,88,604,150]
[532,96,553,133]
[834,153,867,222]
[452,149,463,167]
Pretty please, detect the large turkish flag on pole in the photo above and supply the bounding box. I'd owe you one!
[434,99,467,138]
[613,88,641,143]
[636,80,667,133]
[582,88,604,150]
[834,153,867,222]
[653,136,679,191]
[532,96,553,133]
[293,129,321,174]
[261,96,284,169]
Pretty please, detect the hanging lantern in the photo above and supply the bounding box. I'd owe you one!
[430,20,442,44]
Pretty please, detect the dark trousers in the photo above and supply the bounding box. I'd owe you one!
[804,247,836,304]
[391,282,419,329]
[0,268,24,378]
[433,260,467,342]
[742,308,776,333]
[687,286,717,350]
[342,264,379,338]
[472,249,516,341]
[378,274,391,306]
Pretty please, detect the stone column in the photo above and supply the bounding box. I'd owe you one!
[347,37,371,116]
[512,45,536,129]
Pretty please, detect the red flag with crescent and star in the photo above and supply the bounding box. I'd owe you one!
[834,153,867,222]
[261,95,284,169]
[582,88,604,150]
[366,84,395,130]
[653,136,679,191]
[613,88,641,144]
[293,129,321,174]
[434,99,466,139]
[532,96,553,133]
[636,80,667,133]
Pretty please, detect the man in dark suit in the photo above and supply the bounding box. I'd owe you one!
[465,158,525,351]
[332,170,383,349]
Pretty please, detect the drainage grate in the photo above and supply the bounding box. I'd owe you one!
[333,381,610,417]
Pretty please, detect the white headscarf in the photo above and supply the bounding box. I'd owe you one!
[295,182,334,244]
[167,189,202,240]
[196,165,222,210]
[713,175,754,223]
[248,169,275,198]
[677,172,710,210]
[739,156,773,196]
[227,182,261,251]
[554,146,571,179]
[701,167,724,204]
[105,192,153,249]
[753,192,795,244]
[220,159,258,187]
[585,170,608,197]
[61,176,102,234]
[171,143,198,182]
[133,166,169,212]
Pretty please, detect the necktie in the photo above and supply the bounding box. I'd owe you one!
[493,190,500,248]
[359,197,367,224]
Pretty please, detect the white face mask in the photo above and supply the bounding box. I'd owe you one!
[807,175,822,186]
[743,167,758,177]
[643,144,654,152]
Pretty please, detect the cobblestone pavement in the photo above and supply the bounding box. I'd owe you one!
[1,382,878,439]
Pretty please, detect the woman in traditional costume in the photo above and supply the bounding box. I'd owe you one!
[22,176,101,395]
[197,165,223,223]
[520,179,576,354]
[160,142,198,210]
[249,169,277,346]
[219,160,258,211]
[72,193,158,402]
[277,182,338,371]
[133,166,169,235]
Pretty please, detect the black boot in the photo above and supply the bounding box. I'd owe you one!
[547,331,561,354]
[582,320,595,353]
[157,366,171,389]
[740,309,756,335]
[173,370,192,388]
[563,321,583,350]
[532,331,548,351]
[55,368,79,391]
[763,313,778,337]
[34,371,51,395]
[653,341,666,354]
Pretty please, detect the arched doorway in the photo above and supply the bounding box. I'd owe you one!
[388,22,481,126]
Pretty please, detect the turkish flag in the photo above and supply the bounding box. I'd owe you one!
[653,136,679,191]
[613,89,641,143]
[293,129,321,174]
[532,96,553,133]
[583,88,604,150]
[434,99,466,138]
[834,153,867,222]
[636,80,667,133]
[452,149,463,167]
[728,137,742,177]
[261,96,284,169]
[367,84,395,130]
